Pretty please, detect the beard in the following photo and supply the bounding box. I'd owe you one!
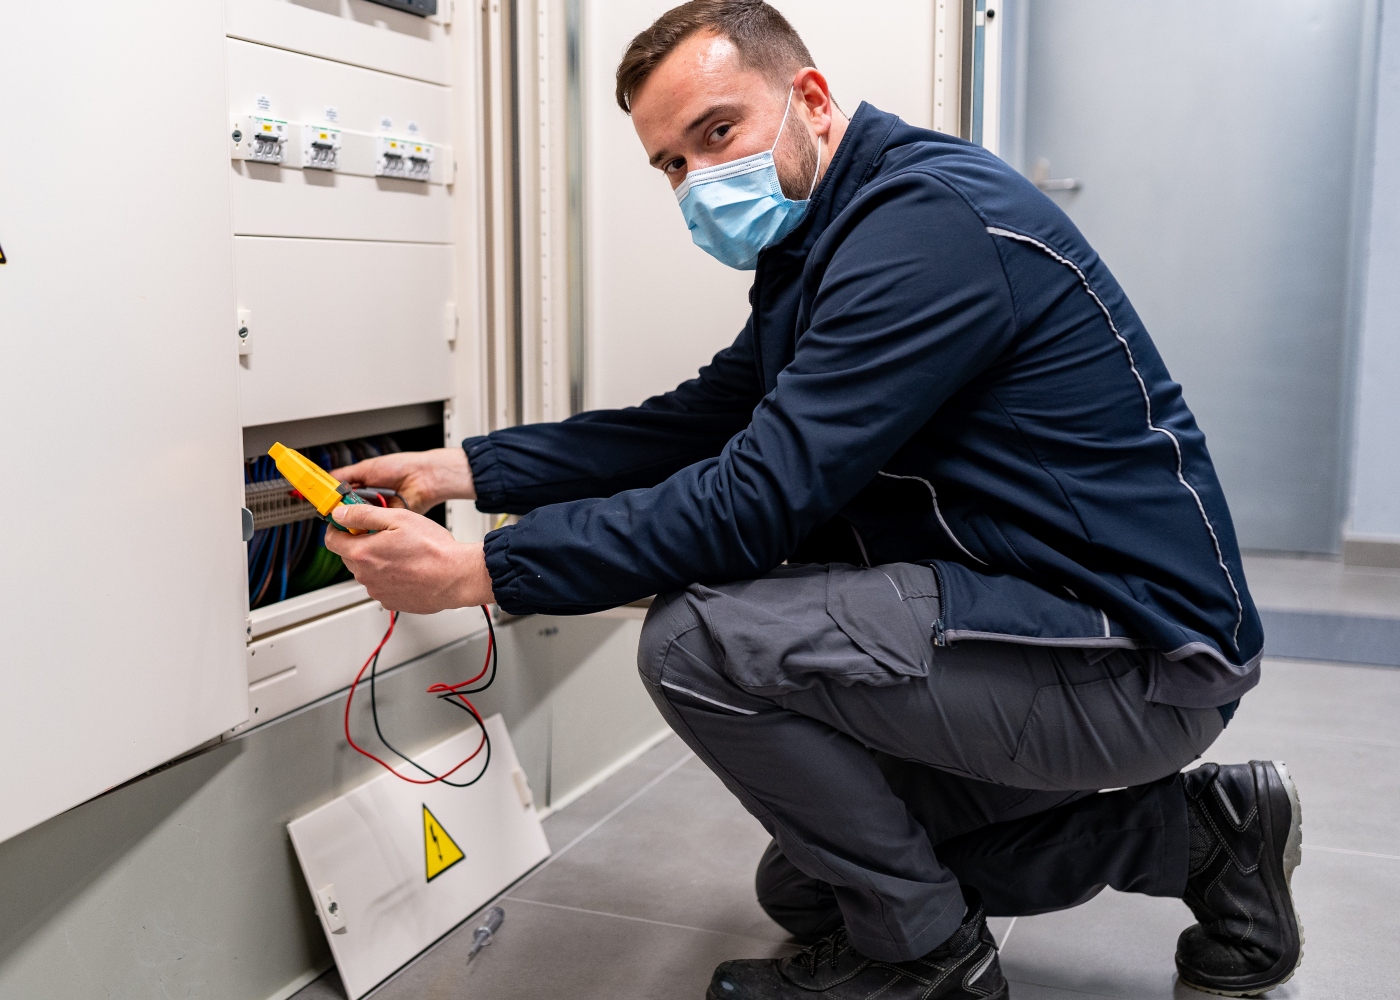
[775,119,820,201]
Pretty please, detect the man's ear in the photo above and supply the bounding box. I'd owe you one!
[792,67,833,135]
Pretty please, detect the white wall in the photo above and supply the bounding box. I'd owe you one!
[582,0,935,411]
[1349,0,1400,544]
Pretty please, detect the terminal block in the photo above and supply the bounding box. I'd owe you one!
[302,124,342,171]
[231,115,288,164]
[376,136,433,182]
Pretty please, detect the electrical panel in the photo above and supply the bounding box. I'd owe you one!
[224,0,472,730]
[226,40,453,243]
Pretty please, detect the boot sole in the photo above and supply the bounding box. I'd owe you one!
[1178,760,1305,997]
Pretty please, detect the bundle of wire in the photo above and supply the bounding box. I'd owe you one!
[243,435,403,608]
[343,606,497,786]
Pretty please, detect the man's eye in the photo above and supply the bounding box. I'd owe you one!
[665,158,685,174]
[710,124,732,143]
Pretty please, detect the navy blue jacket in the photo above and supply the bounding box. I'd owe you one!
[465,104,1263,708]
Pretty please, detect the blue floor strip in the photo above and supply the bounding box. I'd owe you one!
[1259,608,1400,667]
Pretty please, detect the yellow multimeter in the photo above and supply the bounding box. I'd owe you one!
[268,442,371,534]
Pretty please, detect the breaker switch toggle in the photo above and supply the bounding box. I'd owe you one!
[377,136,433,182]
[302,124,341,171]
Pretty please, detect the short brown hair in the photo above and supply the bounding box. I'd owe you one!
[615,0,814,114]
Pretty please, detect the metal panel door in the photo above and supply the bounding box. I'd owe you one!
[0,2,248,843]
[1022,0,1370,553]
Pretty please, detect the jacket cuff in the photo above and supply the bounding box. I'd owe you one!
[482,526,534,616]
[462,435,508,512]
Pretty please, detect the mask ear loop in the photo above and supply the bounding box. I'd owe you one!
[776,86,824,201]
[770,88,797,154]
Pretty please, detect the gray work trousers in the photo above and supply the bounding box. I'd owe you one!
[636,563,1225,963]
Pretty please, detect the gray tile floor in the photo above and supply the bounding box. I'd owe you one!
[295,557,1400,1000]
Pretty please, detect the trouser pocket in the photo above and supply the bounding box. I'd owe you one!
[824,562,938,681]
[686,562,938,696]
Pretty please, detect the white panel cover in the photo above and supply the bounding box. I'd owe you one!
[227,39,453,243]
[241,601,485,731]
[288,716,550,999]
[226,0,452,86]
[0,3,248,843]
[236,237,455,426]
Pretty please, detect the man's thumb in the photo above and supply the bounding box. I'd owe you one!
[332,502,397,532]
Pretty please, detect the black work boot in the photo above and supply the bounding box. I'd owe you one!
[706,887,1007,1000]
[1176,761,1304,996]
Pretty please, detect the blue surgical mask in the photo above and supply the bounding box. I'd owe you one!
[675,90,823,270]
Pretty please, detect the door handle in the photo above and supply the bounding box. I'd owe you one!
[1031,158,1082,193]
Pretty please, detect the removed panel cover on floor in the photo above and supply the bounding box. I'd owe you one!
[288,716,550,999]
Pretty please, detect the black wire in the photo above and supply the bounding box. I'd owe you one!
[366,609,497,788]
[442,608,499,698]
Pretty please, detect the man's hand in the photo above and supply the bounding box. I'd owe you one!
[323,503,496,614]
[332,447,476,514]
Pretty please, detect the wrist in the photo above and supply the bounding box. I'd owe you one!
[454,542,496,608]
[434,446,476,503]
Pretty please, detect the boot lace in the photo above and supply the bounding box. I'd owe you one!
[797,927,850,976]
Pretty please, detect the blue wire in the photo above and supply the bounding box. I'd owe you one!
[251,525,280,606]
[279,520,300,603]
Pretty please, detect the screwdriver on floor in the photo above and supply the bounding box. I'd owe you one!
[467,906,505,962]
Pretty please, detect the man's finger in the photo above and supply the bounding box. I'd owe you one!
[330,460,368,483]
[331,502,403,532]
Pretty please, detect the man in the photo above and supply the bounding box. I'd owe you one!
[326,3,1303,997]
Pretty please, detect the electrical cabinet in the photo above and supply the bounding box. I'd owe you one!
[0,1,249,845]
[0,0,497,845]
[222,0,489,734]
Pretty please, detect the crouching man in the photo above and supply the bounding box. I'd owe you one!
[325,2,1303,996]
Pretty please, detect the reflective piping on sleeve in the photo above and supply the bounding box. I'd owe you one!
[877,471,989,566]
[659,680,759,716]
[984,226,1245,648]
[1101,609,1111,638]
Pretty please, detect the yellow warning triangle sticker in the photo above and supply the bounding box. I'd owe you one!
[423,804,465,882]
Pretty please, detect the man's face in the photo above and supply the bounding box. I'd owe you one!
[630,31,818,201]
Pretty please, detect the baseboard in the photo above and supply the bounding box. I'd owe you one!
[264,962,334,1000]
[1343,533,1400,569]
[535,726,674,820]
[1259,608,1400,667]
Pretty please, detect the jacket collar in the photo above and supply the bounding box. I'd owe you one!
[760,102,900,266]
